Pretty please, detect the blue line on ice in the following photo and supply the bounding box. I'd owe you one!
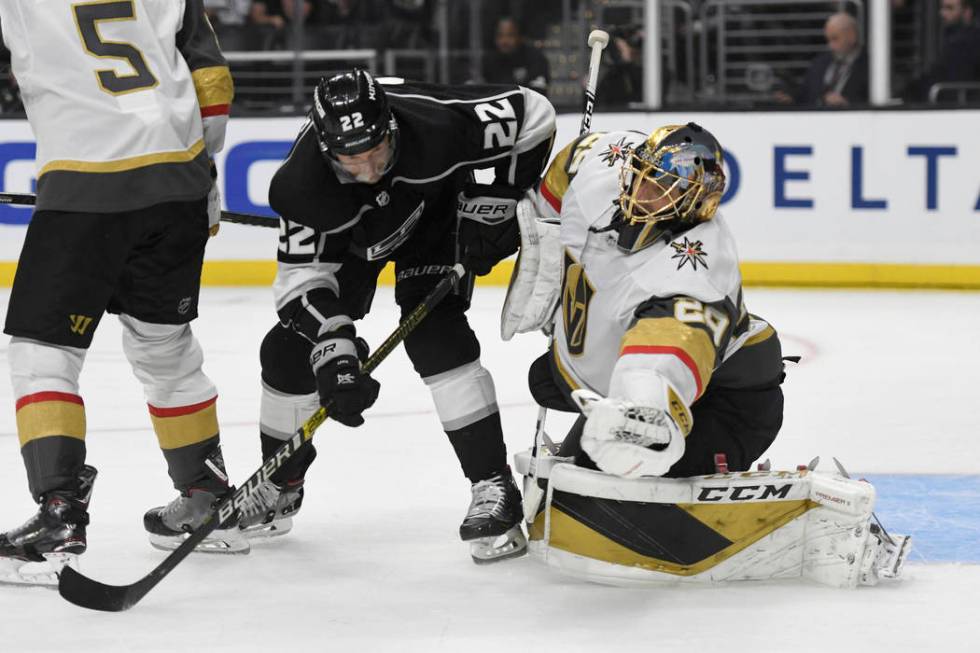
[862,474,980,563]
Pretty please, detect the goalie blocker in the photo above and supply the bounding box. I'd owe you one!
[513,451,910,588]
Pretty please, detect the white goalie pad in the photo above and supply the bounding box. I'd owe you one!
[500,193,562,340]
[513,455,910,589]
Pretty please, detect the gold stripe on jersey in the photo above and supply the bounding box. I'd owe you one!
[540,140,576,210]
[620,317,716,398]
[744,324,776,347]
[191,65,234,111]
[39,139,206,176]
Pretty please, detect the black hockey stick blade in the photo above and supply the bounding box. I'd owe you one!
[59,567,155,613]
[57,264,466,611]
[59,508,221,612]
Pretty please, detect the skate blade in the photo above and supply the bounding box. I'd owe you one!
[469,525,528,565]
[0,552,78,588]
[240,516,294,542]
[148,528,251,555]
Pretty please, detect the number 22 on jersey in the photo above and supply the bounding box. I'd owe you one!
[73,0,158,95]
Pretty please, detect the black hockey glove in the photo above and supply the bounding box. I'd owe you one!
[310,336,379,427]
[457,183,523,276]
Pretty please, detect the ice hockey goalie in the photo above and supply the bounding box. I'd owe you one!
[504,122,910,587]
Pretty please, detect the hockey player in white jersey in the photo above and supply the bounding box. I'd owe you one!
[519,122,785,480]
[0,0,243,586]
[505,123,909,587]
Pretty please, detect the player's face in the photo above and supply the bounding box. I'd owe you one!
[495,20,520,54]
[631,174,683,220]
[824,22,856,58]
[940,0,965,26]
[336,137,393,184]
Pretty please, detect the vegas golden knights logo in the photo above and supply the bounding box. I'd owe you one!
[561,250,595,356]
[69,314,93,336]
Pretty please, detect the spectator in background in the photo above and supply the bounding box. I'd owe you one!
[903,0,980,102]
[482,16,550,95]
[597,26,645,107]
[0,44,23,115]
[311,0,384,49]
[205,0,253,50]
[250,0,314,48]
[775,12,868,107]
[385,0,433,49]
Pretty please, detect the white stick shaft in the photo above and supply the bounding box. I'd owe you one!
[581,32,609,135]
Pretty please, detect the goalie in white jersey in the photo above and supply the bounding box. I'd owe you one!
[0,0,244,586]
[507,124,911,588]
[517,122,785,480]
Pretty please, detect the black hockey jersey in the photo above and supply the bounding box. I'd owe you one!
[271,81,556,343]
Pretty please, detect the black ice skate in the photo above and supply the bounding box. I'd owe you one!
[238,479,305,541]
[459,469,527,564]
[0,465,97,587]
[143,488,249,554]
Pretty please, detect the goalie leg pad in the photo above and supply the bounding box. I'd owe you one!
[522,463,909,588]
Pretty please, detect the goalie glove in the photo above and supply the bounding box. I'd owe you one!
[457,183,523,275]
[572,389,686,479]
[310,335,379,427]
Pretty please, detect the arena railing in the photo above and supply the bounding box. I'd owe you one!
[698,0,865,106]
[928,82,980,106]
[224,49,377,114]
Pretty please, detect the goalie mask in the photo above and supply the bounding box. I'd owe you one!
[311,68,399,182]
[615,123,726,254]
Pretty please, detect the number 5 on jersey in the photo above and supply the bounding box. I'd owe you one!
[73,0,158,95]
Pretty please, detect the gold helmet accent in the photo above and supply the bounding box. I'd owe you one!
[618,123,726,229]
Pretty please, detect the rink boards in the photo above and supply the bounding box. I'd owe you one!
[2,109,980,288]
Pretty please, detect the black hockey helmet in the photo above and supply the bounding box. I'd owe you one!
[615,122,726,254]
[311,68,397,159]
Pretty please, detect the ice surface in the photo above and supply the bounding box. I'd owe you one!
[1,287,978,651]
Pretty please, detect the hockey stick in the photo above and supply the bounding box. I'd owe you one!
[580,29,609,136]
[0,191,277,228]
[58,263,467,612]
[523,29,609,515]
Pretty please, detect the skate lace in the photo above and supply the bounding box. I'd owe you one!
[160,491,214,529]
[467,475,508,519]
[239,481,281,517]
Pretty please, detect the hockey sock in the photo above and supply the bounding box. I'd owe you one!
[446,412,508,483]
[260,431,317,485]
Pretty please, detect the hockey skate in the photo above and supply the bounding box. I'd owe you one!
[143,488,249,554]
[238,480,305,541]
[0,465,97,587]
[460,469,527,564]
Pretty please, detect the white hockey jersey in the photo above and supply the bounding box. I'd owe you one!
[537,131,780,419]
[0,0,233,212]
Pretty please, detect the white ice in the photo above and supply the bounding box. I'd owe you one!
[1,285,979,652]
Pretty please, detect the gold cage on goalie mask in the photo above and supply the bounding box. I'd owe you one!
[617,123,726,238]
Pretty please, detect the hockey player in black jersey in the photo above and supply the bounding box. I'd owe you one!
[238,69,556,563]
